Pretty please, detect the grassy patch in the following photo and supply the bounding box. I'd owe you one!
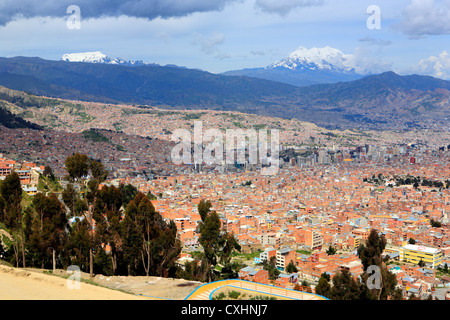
[212,292,226,300]
[211,288,279,301]
[221,113,243,121]
[113,122,123,131]
[252,124,267,130]
[116,144,126,152]
[190,251,203,259]
[183,112,205,121]
[232,251,262,260]
[122,108,179,117]
[82,129,110,143]
[75,112,96,123]
[228,290,241,299]
[21,190,33,208]
[0,258,13,267]
[37,175,63,193]
[42,270,135,296]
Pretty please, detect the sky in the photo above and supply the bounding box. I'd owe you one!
[0,0,449,78]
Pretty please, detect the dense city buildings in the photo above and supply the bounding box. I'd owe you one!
[1,104,449,300]
[90,141,449,298]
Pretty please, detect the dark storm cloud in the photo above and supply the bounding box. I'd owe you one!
[0,0,239,26]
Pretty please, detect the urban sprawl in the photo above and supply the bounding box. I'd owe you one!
[2,134,450,300]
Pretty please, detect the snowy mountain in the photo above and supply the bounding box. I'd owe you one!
[61,51,145,66]
[2,56,449,130]
[268,46,355,72]
[222,46,364,87]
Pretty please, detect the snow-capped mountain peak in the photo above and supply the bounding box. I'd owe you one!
[61,51,145,66]
[268,46,355,72]
[61,51,108,63]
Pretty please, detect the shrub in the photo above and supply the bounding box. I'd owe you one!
[228,290,241,299]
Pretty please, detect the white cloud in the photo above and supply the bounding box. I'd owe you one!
[250,50,265,56]
[348,47,393,75]
[358,37,392,47]
[192,32,226,55]
[396,0,450,37]
[414,51,450,79]
[254,0,326,15]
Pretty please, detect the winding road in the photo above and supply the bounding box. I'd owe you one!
[184,279,328,300]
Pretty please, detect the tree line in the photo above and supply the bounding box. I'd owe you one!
[314,229,435,300]
[0,153,241,283]
[363,174,450,190]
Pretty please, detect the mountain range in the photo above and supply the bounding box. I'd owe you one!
[0,56,296,107]
[61,51,147,67]
[0,53,448,130]
[222,46,365,86]
[63,48,366,87]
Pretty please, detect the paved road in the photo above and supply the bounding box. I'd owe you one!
[185,279,328,300]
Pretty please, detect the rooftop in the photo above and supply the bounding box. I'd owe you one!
[403,244,441,254]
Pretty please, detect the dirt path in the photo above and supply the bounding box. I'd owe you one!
[92,274,202,300]
[0,265,147,300]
